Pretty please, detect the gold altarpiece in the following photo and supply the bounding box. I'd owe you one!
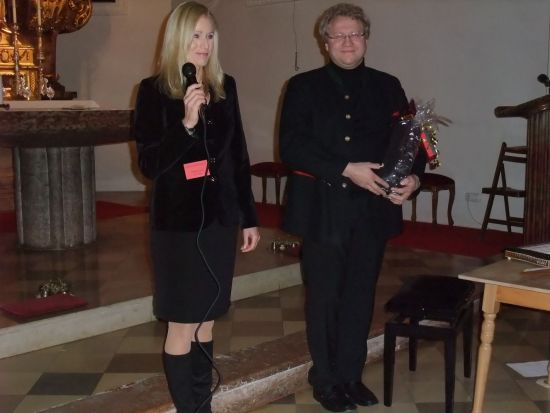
[0,0,92,100]
[0,0,92,212]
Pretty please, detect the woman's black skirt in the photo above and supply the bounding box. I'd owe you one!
[151,222,238,323]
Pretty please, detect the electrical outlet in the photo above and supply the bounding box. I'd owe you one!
[465,192,481,203]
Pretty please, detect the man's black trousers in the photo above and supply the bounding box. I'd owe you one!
[302,217,386,388]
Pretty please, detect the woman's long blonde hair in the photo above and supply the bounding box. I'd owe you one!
[157,1,225,101]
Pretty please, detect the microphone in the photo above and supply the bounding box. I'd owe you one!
[182,62,198,88]
[537,73,550,87]
[182,62,206,117]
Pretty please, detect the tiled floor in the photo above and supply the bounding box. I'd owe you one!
[0,285,307,413]
[252,303,550,413]
[0,192,548,413]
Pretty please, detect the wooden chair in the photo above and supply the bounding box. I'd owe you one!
[384,275,475,413]
[250,162,289,206]
[250,162,290,228]
[411,173,455,226]
[481,143,526,235]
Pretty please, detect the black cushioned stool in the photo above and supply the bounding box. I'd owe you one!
[384,275,476,413]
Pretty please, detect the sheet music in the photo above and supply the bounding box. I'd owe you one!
[519,243,550,255]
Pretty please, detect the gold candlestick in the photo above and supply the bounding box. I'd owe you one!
[7,0,22,98]
[36,0,41,26]
[10,0,15,24]
[11,20,21,98]
[36,0,45,97]
[1,0,7,27]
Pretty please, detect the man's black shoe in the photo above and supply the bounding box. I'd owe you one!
[313,385,356,412]
[341,381,378,406]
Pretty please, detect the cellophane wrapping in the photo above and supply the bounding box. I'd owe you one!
[377,100,440,193]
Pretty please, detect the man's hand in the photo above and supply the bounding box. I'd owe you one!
[387,174,420,205]
[342,162,389,196]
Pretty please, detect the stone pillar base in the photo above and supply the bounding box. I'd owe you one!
[14,146,96,250]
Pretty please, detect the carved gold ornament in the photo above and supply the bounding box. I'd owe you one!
[0,0,92,100]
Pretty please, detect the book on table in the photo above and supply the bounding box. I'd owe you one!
[504,243,550,267]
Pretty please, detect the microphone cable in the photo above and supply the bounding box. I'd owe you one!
[192,105,223,413]
[180,63,223,411]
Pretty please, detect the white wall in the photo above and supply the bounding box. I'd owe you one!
[57,0,550,228]
[57,0,172,190]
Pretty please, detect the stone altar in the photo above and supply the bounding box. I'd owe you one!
[0,104,132,249]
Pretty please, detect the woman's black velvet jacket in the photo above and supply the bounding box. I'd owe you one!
[134,74,258,232]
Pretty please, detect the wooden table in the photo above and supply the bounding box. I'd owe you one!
[459,259,550,413]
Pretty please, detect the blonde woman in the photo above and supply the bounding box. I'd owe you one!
[134,2,260,412]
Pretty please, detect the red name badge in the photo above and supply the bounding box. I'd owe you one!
[183,160,210,180]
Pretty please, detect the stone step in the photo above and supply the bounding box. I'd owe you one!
[0,262,302,359]
[40,330,397,413]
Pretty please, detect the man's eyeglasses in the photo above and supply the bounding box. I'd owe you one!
[326,32,366,43]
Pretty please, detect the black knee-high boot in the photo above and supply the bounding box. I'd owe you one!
[191,341,214,413]
[163,352,195,413]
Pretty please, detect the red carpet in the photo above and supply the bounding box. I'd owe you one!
[0,294,88,319]
[256,203,523,258]
[389,221,524,258]
[255,202,284,229]
[2,201,521,259]
[0,201,148,233]
[95,200,148,219]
